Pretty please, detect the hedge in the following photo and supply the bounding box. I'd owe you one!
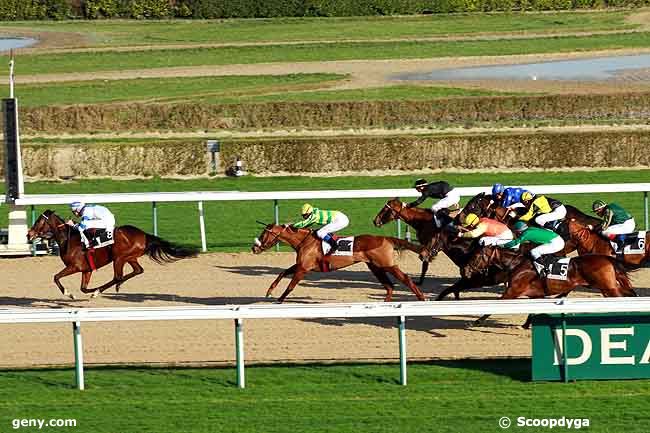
[1,0,649,20]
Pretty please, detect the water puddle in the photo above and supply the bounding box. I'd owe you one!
[402,54,650,82]
[0,37,38,52]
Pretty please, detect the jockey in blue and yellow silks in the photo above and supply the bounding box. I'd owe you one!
[492,183,530,209]
[292,204,349,254]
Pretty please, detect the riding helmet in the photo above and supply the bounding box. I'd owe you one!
[301,203,314,216]
[70,201,85,212]
[520,191,534,202]
[592,200,607,212]
[464,213,480,227]
[491,183,504,196]
[413,179,427,188]
[513,221,528,232]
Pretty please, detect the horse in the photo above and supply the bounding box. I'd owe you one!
[251,223,426,303]
[421,225,512,301]
[462,246,636,326]
[27,210,199,299]
[459,192,601,255]
[567,219,649,267]
[373,198,439,285]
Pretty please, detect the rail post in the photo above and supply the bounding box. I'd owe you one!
[274,199,280,252]
[398,315,407,386]
[152,201,158,236]
[235,318,245,388]
[643,191,650,230]
[73,321,85,390]
[30,205,36,256]
[198,201,207,252]
[397,219,402,239]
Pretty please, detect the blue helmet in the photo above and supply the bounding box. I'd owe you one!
[492,183,504,196]
[70,201,85,212]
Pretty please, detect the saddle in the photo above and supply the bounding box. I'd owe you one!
[321,236,354,256]
[607,231,646,255]
[539,255,570,281]
[84,228,115,249]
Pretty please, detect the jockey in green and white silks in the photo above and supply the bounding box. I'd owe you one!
[66,201,116,249]
[292,203,349,254]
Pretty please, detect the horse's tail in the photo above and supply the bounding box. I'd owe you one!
[145,234,200,264]
[387,237,424,255]
[608,256,636,296]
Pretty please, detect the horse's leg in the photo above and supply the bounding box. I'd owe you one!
[54,266,80,300]
[96,257,129,295]
[384,266,426,301]
[418,260,429,286]
[367,263,395,302]
[115,260,144,293]
[435,278,469,301]
[276,267,307,303]
[266,264,297,298]
[79,271,93,295]
[473,280,534,326]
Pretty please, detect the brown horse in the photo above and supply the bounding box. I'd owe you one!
[251,223,426,303]
[27,210,199,299]
[567,219,649,267]
[462,246,636,325]
[373,198,438,284]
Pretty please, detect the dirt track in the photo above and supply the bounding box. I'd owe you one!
[1,252,649,368]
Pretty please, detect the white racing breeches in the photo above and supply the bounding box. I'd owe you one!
[432,189,461,212]
[479,229,514,246]
[535,205,567,227]
[602,218,636,237]
[530,236,565,260]
[316,213,350,239]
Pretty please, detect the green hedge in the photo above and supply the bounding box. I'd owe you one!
[1,0,649,20]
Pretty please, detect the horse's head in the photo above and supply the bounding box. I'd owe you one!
[251,222,287,254]
[373,198,404,227]
[462,246,498,279]
[27,210,60,242]
[459,192,492,222]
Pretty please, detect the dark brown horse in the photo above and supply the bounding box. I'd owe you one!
[567,219,649,267]
[373,198,438,284]
[462,246,636,325]
[27,210,199,299]
[251,223,426,303]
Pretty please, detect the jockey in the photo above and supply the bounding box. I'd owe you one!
[457,213,513,246]
[590,200,636,250]
[518,191,567,230]
[66,201,116,249]
[492,183,530,210]
[406,178,460,215]
[503,221,565,278]
[292,203,349,255]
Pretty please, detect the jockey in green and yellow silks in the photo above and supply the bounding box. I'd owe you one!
[292,203,349,254]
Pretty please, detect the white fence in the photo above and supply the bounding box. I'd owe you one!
[3,297,650,390]
[4,183,650,252]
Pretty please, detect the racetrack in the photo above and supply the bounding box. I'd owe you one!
[2,251,649,368]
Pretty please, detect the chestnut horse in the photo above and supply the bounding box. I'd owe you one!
[251,223,426,303]
[567,219,649,267]
[27,210,199,299]
[373,198,439,285]
[462,246,636,325]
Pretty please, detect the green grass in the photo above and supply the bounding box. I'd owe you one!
[1,11,635,46]
[0,360,649,433]
[2,170,648,252]
[12,74,348,107]
[6,32,650,76]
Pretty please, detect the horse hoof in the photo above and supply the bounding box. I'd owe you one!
[90,291,100,299]
[68,294,76,300]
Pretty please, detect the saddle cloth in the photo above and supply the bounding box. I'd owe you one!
[322,236,354,256]
[609,231,646,255]
[545,257,571,281]
[87,229,115,249]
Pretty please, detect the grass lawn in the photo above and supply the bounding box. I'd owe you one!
[6,32,650,75]
[2,170,648,251]
[0,360,648,433]
[12,74,347,107]
[0,10,635,46]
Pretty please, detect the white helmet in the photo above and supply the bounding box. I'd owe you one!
[70,201,85,212]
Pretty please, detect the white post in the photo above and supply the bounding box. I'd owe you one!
[235,318,245,388]
[152,201,158,236]
[397,219,402,239]
[398,315,407,386]
[274,200,280,252]
[198,201,207,252]
[73,321,85,390]
[644,192,648,230]
[9,50,14,99]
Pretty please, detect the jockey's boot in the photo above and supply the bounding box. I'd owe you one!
[533,257,548,279]
[615,234,626,255]
[323,234,338,255]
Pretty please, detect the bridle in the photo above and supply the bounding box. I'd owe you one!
[383,202,405,222]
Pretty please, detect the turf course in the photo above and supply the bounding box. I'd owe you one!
[2,169,648,252]
[0,360,648,433]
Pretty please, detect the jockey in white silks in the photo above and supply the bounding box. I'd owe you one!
[66,201,116,249]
